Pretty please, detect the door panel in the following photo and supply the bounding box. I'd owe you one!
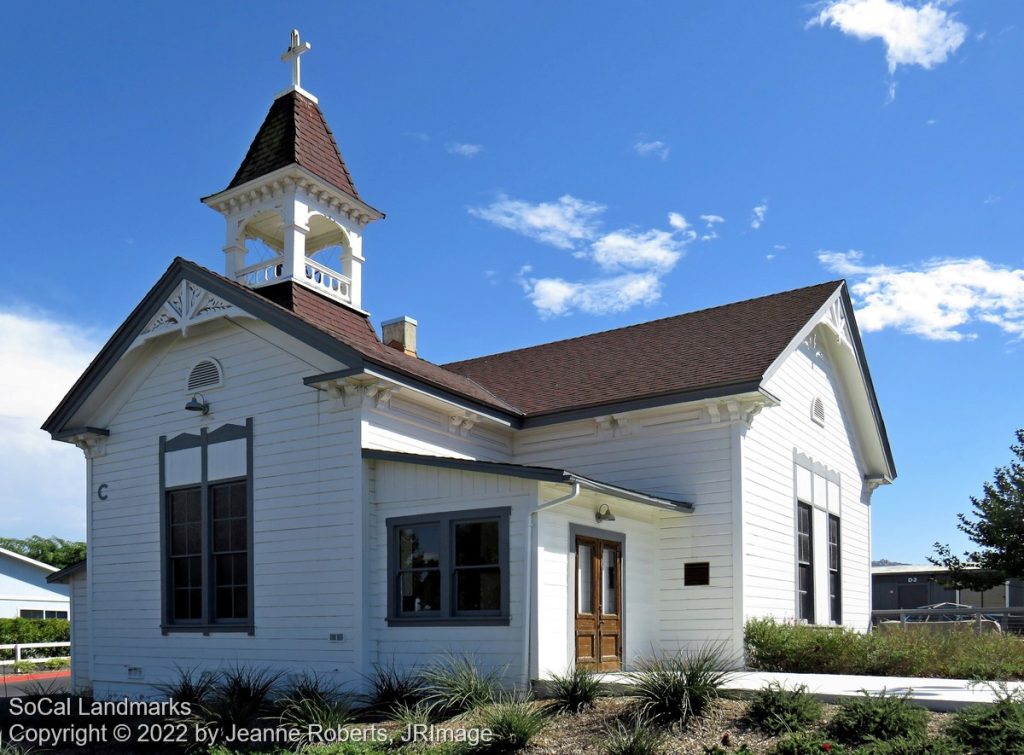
[575,535,622,671]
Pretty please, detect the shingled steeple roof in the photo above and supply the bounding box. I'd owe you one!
[227,90,361,199]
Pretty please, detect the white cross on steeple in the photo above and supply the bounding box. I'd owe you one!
[280,29,314,98]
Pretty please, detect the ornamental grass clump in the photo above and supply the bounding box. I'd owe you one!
[602,719,669,755]
[422,653,503,718]
[746,682,823,735]
[199,665,283,730]
[544,666,603,715]
[358,660,427,717]
[824,690,928,747]
[473,691,547,753]
[276,670,354,739]
[627,644,731,727]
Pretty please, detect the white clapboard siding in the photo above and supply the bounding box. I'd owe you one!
[367,462,531,679]
[742,336,872,629]
[361,399,513,461]
[86,317,361,698]
[69,571,90,691]
[515,413,739,657]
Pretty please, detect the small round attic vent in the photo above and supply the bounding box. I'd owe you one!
[811,397,826,427]
[187,358,223,392]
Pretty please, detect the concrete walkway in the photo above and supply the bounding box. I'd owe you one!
[723,671,1023,712]
[595,670,1023,711]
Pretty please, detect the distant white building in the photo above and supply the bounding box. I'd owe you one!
[0,548,69,620]
[45,32,895,697]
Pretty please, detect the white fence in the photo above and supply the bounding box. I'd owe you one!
[0,642,70,667]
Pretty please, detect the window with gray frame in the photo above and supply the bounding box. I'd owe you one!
[828,514,841,624]
[19,609,68,620]
[797,501,814,622]
[160,420,253,633]
[387,508,510,625]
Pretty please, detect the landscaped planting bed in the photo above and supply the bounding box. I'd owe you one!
[745,617,1024,680]
[1,652,1018,753]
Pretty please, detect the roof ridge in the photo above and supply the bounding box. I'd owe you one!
[444,279,845,367]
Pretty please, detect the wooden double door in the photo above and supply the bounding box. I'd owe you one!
[574,535,622,671]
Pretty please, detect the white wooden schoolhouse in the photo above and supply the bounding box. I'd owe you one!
[46,32,895,697]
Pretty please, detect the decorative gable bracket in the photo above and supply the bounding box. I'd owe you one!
[448,412,480,437]
[704,394,778,428]
[59,429,109,460]
[131,281,245,350]
[320,377,398,412]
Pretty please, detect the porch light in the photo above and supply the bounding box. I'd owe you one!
[185,393,210,415]
[595,504,616,523]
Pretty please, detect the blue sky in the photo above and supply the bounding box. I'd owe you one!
[0,1,1021,563]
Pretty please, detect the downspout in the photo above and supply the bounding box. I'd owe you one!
[523,482,582,688]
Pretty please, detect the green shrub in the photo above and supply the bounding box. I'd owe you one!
[602,719,668,755]
[11,661,36,674]
[43,657,68,670]
[0,618,70,646]
[422,654,503,717]
[825,691,928,746]
[744,617,1024,680]
[627,644,730,726]
[946,695,1024,754]
[471,692,547,752]
[747,682,822,735]
[769,731,846,754]
[544,666,602,714]
[359,660,426,716]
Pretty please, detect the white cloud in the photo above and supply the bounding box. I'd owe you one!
[523,273,664,318]
[632,140,670,160]
[469,195,605,250]
[480,197,699,316]
[668,212,690,231]
[699,214,725,241]
[0,309,100,538]
[591,228,685,272]
[819,250,1024,340]
[811,0,968,74]
[446,142,483,157]
[751,202,768,230]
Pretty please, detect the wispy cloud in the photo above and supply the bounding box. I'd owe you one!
[406,131,431,142]
[0,309,100,538]
[469,195,605,250]
[750,201,768,230]
[632,139,670,160]
[699,214,725,241]
[810,0,968,74]
[473,196,703,316]
[819,250,1024,341]
[446,142,484,158]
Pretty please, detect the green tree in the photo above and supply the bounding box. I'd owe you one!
[931,429,1024,591]
[0,536,85,570]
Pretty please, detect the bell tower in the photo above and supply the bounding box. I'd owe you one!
[202,30,383,312]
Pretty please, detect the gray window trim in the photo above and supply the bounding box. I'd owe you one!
[386,507,511,627]
[796,500,814,623]
[159,418,254,636]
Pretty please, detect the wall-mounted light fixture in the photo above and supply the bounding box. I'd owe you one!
[595,503,616,523]
[185,393,210,415]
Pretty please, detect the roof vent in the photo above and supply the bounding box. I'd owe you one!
[187,358,223,392]
[811,397,826,427]
[382,316,418,357]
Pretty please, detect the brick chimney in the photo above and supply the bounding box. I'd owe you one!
[382,316,418,357]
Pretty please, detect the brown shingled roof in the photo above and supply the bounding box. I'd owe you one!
[251,279,517,412]
[227,91,360,198]
[442,281,843,417]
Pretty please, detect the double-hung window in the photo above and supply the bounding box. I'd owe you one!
[828,514,841,625]
[161,420,253,633]
[387,508,510,625]
[796,501,814,622]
